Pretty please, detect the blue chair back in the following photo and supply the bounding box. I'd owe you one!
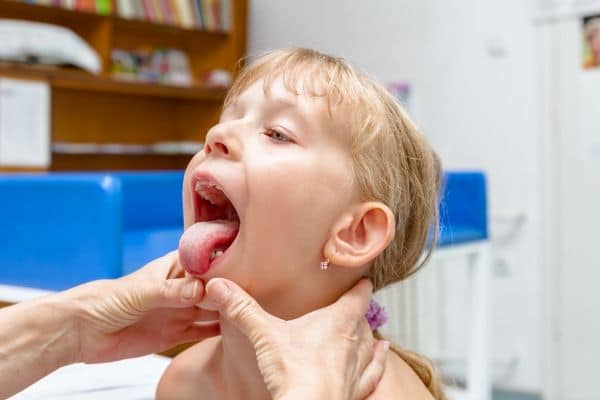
[438,171,488,246]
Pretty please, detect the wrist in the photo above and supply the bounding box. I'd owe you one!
[35,294,82,367]
[0,294,80,397]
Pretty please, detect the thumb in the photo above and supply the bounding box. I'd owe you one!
[129,276,205,311]
[201,278,274,342]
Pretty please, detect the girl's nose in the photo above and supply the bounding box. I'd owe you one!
[205,142,229,155]
[204,124,241,159]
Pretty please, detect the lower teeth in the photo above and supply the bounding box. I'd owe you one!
[211,250,224,260]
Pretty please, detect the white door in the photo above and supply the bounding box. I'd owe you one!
[539,16,600,400]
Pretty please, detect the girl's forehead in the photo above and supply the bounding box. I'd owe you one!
[226,77,334,120]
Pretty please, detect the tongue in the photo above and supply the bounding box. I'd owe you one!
[178,220,239,275]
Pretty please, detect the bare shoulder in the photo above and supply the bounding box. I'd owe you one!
[367,350,436,400]
[156,336,222,400]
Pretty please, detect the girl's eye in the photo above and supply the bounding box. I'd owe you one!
[263,128,294,143]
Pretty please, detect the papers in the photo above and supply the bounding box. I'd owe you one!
[0,78,50,167]
[52,141,204,155]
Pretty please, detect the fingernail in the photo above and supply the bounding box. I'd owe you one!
[208,279,231,305]
[182,280,198,300]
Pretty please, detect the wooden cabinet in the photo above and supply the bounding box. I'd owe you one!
[0,0,247,171]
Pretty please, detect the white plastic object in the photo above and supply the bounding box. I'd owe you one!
[0,18,101,74]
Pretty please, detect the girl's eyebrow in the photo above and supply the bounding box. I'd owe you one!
[267,97,312,130]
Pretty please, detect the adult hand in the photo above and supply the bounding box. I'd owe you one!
[0,251,220,398]
[200,278,389,400]
[60,251,219,364]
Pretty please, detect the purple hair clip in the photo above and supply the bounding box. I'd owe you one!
[366,299,388,331]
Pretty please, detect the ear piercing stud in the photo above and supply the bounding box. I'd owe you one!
[321,252,337,270]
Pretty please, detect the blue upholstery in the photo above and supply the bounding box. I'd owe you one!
[114,172,184,274]
[0,172,184,290]
[438,171,488,246]
[0,170,487,291]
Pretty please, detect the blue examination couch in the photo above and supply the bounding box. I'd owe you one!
[0,171,486,291]
[0,172,184,290]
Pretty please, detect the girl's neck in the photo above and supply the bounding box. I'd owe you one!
[213,269,366,399]
[217,317,271,400]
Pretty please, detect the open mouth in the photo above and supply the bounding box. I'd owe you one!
[178,176,240,275]
[193,180,240,227]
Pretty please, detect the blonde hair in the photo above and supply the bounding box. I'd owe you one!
[225,48,444,399]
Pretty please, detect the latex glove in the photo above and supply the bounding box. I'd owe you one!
[201,278,388,400]
[62,251,219,364]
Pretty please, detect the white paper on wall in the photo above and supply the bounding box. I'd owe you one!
[0,78,50,167]
[580,70,600,160]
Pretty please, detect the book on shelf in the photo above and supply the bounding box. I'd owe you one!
[9,0,231,30]
[12,0,113,14]
[114,0,231,31]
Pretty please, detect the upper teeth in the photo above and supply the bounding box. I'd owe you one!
[195,181,226,206]
[195,181,222,193]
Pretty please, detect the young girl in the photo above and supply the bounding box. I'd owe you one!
[157,48,445,399]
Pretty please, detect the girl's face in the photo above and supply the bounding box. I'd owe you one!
[180,77,358,314]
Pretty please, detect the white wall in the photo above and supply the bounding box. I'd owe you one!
[248,0,543,393]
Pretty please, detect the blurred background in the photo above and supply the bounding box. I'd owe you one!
[0,0,599,399]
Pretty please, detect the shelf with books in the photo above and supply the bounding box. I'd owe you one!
[0,0,246,171]
[111,14,227,37]
[0,0,232,34]
[115,0,232,33]
[0,0,108,20]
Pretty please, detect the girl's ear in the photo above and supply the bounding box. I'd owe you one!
[324,202,396,268]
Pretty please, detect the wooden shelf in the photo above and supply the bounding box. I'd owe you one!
[51,153,192,170]
[0,0,247,171]
[52,141,202,155]
[0,0,228,37]
[0,63,227,101]
[112,14,228,37]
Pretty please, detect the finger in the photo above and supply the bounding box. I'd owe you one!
[331,279,374,320]
[200,278,275,342]
[356,340,390,399]
[193,306,220,322]
[355,319,376,367]
[136,276,206,311]
[165,251,186,279]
